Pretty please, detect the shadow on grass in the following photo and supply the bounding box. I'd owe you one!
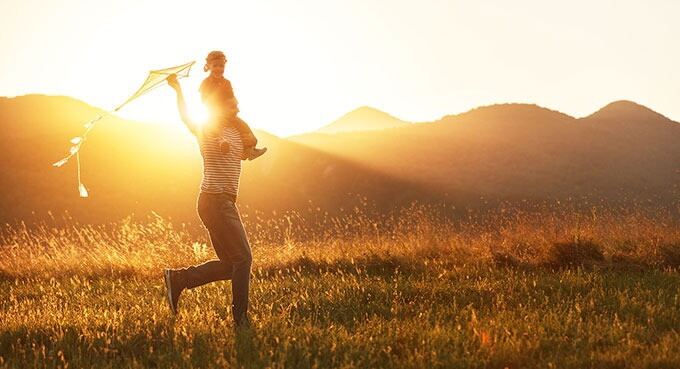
[492,239,680,271]
[256,252,429,280]
[234,327,263,369]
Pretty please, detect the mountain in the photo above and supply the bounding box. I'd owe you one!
[292,102,680,202]
[1,95,678,225]
[315,106,410,134]
[586,100,671,122]
[0,95,432,225]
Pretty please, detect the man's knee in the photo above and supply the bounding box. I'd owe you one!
[242,250,253,266]
[219,260,232,275]
[234,247,252,267]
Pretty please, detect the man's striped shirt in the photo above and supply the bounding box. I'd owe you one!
[196,125,243,196]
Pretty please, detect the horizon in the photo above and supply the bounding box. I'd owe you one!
[1,0,678,137]
[3,93,677,139]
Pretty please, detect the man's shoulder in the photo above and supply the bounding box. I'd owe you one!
[198,77,211,91]
[195,125,219,141]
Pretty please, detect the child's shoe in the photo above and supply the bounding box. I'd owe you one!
[243,147,267,161]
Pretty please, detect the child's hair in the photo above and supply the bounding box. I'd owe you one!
[200,50,238,119]
[203,50,226,72]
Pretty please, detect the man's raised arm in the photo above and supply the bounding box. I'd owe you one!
[167,74,198,135]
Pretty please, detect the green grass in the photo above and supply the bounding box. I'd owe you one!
[1,203,679,368]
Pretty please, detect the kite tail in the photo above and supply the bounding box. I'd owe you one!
[76,152,89,198]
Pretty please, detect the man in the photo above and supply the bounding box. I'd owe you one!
[163,51,255,329]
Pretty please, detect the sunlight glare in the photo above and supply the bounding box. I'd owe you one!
[190,102,209,127]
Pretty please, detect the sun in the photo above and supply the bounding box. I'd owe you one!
[188,101,209,127]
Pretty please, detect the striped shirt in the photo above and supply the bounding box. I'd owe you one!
[196,125,243,196]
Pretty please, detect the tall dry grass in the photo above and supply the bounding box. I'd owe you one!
[1,201,679,368]
[1,201,678,281]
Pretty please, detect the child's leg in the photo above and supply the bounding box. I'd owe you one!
[231,116,266,160]
[232,117,258,149]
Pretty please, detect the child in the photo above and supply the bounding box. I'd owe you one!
[200,50,267,160]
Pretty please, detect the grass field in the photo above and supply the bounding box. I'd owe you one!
[1,202,679,368]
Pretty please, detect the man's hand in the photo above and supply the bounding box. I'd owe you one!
[167,74,180,90]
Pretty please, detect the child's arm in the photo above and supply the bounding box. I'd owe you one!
[167,74,198,135]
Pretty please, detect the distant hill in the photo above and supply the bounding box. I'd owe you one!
[292,102,680,202]
[315,106,410,134]
[586,100,671,121]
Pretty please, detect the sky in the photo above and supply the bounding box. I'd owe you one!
[0,0,678,137]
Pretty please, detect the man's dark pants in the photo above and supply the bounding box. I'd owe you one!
[182,192,252,322]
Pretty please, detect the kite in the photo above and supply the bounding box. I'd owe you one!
[53,61,196,197]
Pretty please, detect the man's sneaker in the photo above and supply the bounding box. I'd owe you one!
[164,269,185,314]
[246,147,267,161]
